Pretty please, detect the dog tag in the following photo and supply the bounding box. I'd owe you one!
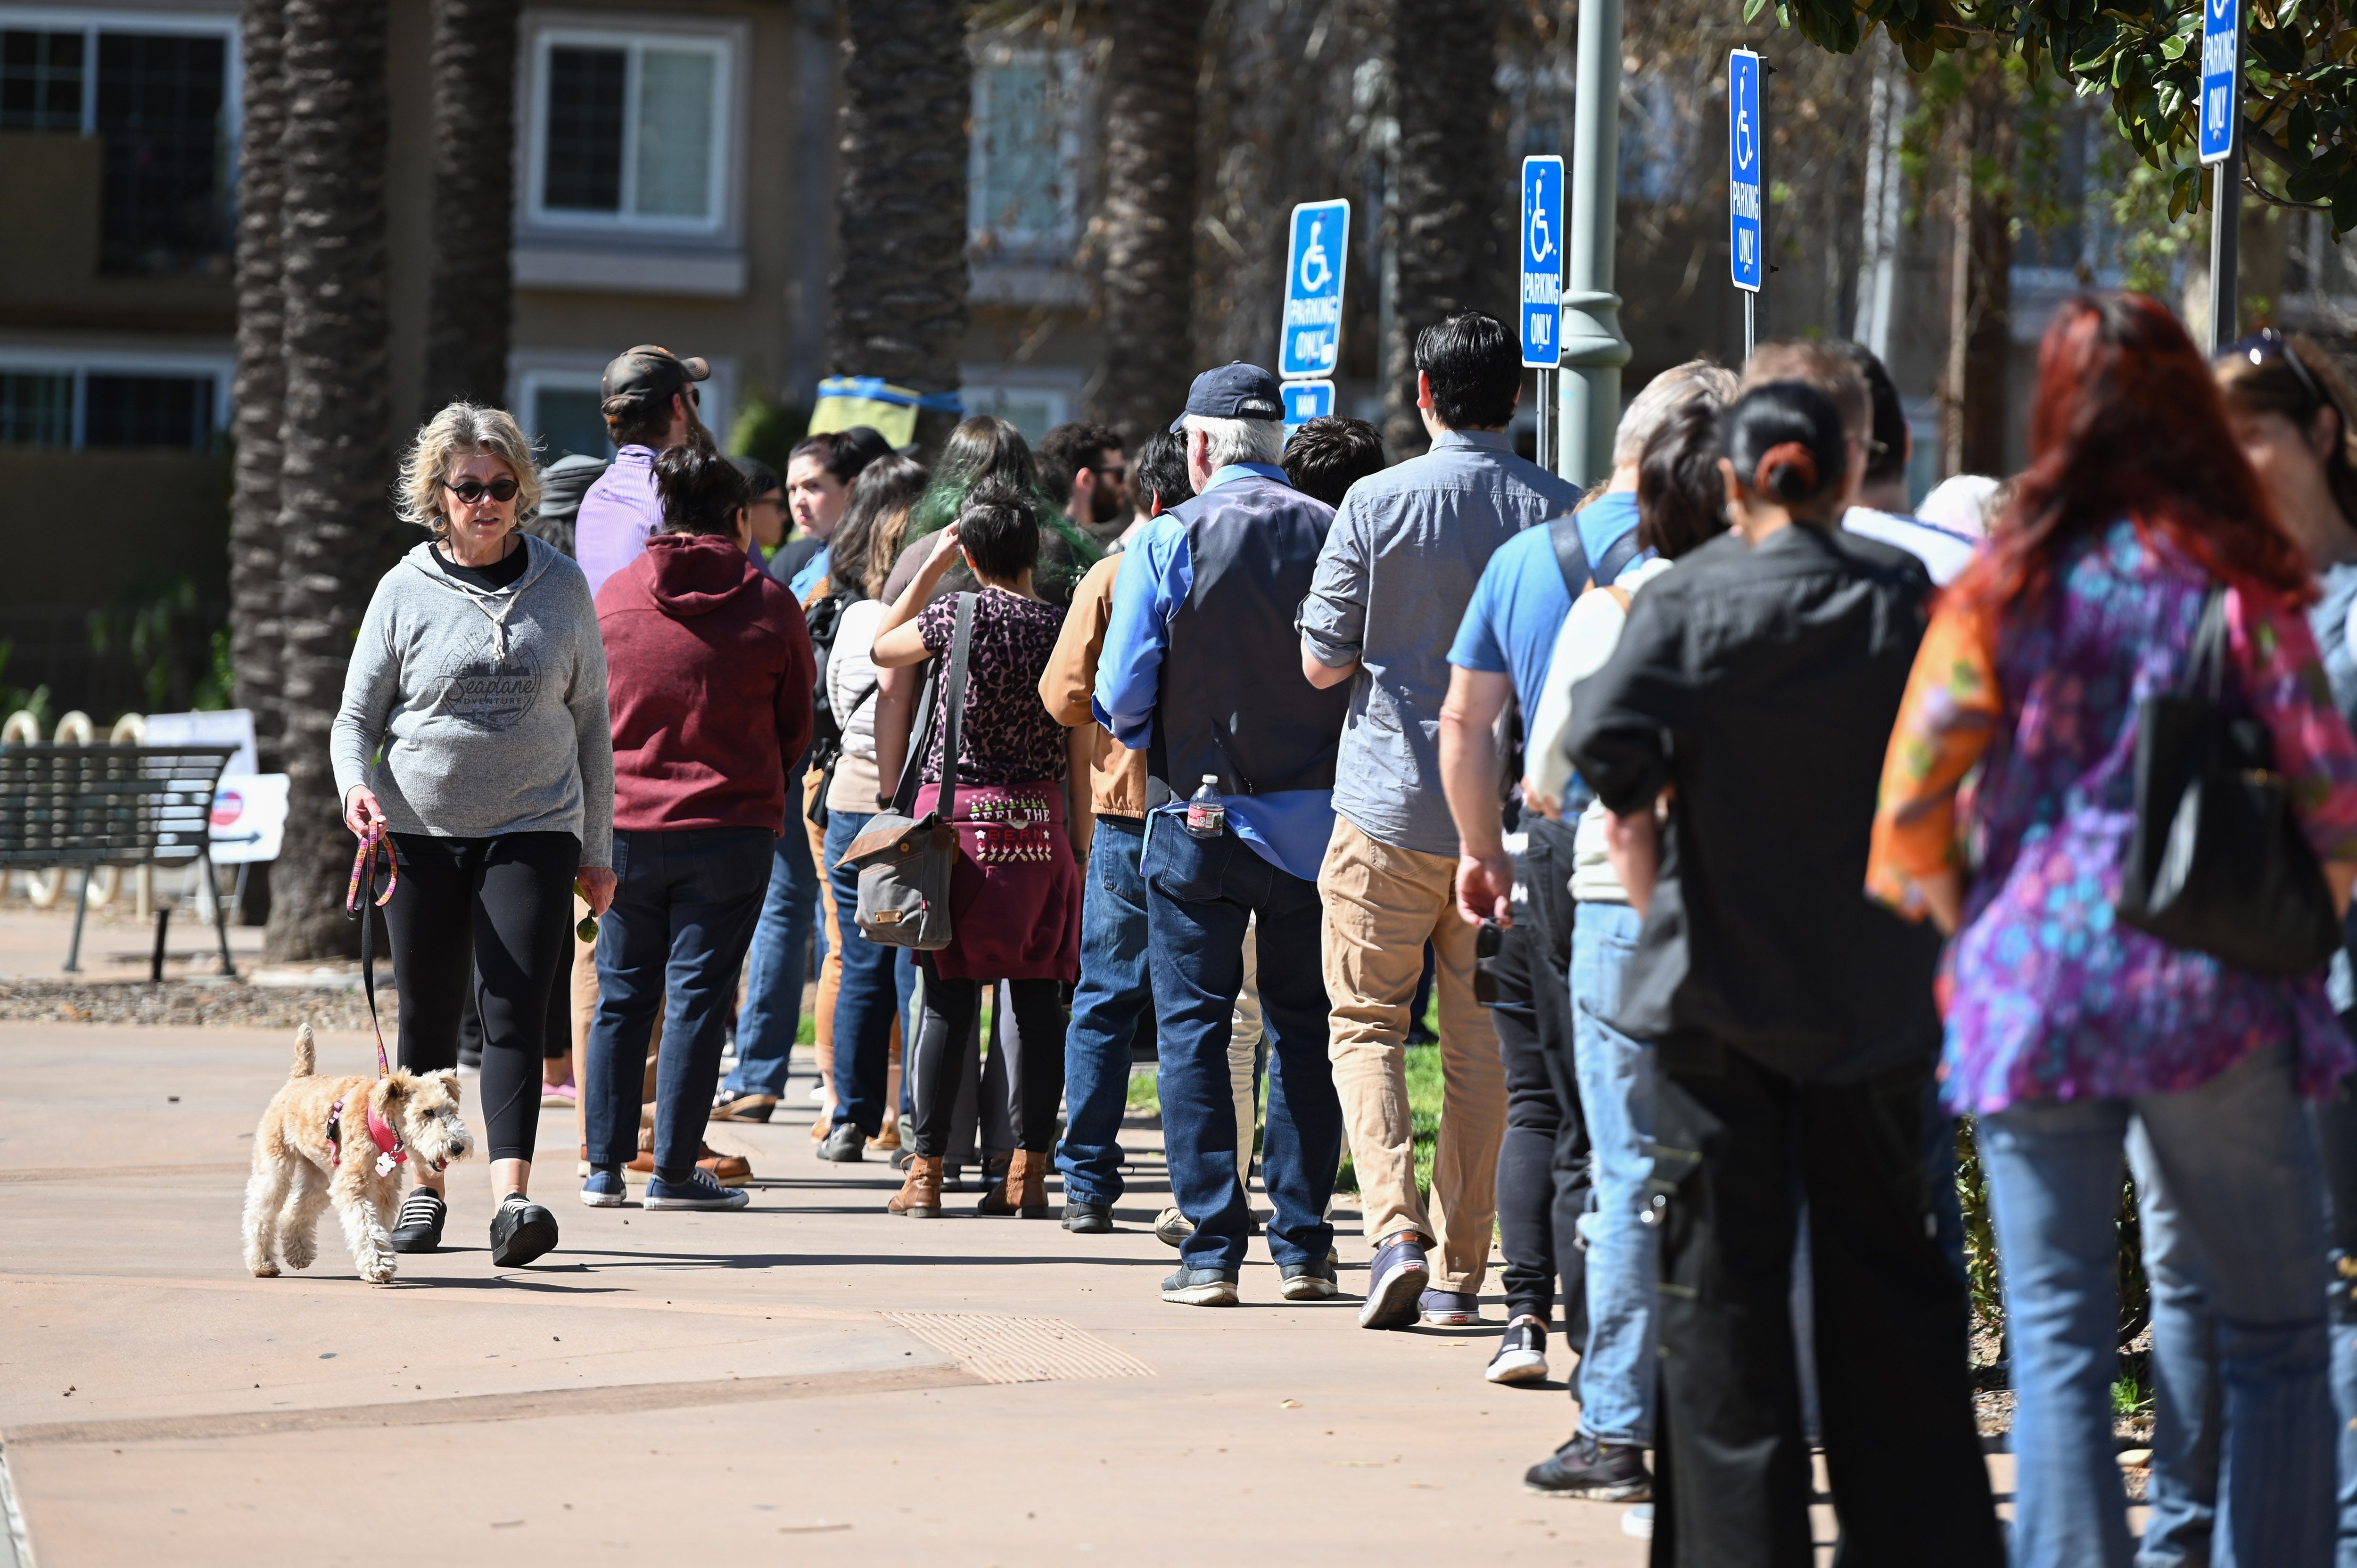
[375,1151,398,1177]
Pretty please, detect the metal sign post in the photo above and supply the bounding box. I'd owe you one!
[1558,0,1631,487]
[1729,49,1765,360]
[2200,0,2241,353]
[1520,155,1565,476]
[1280,200,1351,382]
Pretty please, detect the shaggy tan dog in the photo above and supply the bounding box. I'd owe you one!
[242,1025,474,1284]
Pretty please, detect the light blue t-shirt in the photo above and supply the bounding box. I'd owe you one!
[1448,490,1632,747]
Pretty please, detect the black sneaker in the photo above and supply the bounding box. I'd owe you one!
[388,1188,445,1253]
[488,1194,559,1267]
[817,1123,864,1163]
[1486,1316,1549,1384]
[1062,1199,1113,1233]
[1279,1259,1338,1301]
[1524,1430,1653,1501]
[1161,1266,1240,1306]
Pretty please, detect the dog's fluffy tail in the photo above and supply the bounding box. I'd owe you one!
[290,1023,315,1079]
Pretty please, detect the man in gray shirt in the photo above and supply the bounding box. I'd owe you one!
[1296,310,1583,1330]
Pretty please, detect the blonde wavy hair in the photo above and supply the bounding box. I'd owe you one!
[397,402,542,538]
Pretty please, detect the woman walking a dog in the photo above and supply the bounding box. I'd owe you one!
[332,402,617,1267]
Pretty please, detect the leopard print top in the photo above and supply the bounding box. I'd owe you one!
[916,587,1069,787]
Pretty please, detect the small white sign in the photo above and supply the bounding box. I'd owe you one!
[207,772,288,864]
[143,709,257,778]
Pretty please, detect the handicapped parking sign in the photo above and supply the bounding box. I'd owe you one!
[2200,0,2240,165]
[1519,156,1564,369]
[1283,380,1334,433]
[1729,49,1764,293]
[1281,199,1351,379]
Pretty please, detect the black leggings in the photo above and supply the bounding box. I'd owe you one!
[909,968,1066,1158]
[385,831,579,1164]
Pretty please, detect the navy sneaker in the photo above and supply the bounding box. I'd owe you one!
[1419,1288,1482,1327]
[644,1168,750,1211]
[1486,1316,1549,1383]
[579,1166,627,1208]
[1062,1199,1114,1234]
[1280,1259,1338,1301]
[1358,1233,1430,1330]
[1160,1266,1239,1306]
[1524,1430,1653,1501]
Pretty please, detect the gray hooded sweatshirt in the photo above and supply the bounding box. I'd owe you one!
[331,534,615,867]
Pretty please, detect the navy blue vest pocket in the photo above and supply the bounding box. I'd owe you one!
[1143,816,1232,904]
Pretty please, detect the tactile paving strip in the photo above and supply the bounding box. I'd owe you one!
[882,1312,1154,1385]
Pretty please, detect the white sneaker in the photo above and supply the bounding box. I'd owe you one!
[1485,1316,1549,1384]
[1153,1206,1193,1248]
[1622,1504,1654,1539]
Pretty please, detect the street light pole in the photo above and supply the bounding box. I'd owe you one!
[1558,0,1631,488]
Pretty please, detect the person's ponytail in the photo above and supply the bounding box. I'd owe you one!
[1723,382,1847,514]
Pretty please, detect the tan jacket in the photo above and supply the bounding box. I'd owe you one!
[1039,554,1149,819]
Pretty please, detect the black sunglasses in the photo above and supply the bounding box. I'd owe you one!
[2220,328,2325,407]
[446,476,520,504]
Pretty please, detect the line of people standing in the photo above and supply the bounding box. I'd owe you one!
[330,296,2357,1566]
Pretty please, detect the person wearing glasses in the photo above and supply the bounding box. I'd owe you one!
[1038,421,1132,546]
[332,402,616,1268]
[576,345,713,598]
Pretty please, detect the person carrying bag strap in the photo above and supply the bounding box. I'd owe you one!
[841,591,973,949]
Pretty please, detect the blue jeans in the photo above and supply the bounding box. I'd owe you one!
[1570,898,1655,1446]
[586,827,773,1175]
[824,808,912,1138]
[1981,1041,2333,1568]
[1056,815,1151,1205]
[725,789,821,1099]
[1143,818,1341,1275]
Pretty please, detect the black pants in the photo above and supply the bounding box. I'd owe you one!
[1649,1037,2001,1568]
[1491,813,1593,1341]
[910,967,1066,1158]
[385,830,579,1164]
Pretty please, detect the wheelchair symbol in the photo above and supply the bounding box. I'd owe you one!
[1735,106,1754,174]
[1299,218,1333,294]
[1528,198,1554,266]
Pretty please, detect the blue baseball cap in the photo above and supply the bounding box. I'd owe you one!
[1169,362,1286,431]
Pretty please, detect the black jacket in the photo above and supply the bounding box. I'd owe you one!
[1565,523,1943,1082]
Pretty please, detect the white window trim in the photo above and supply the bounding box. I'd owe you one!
[967,42,1085,256]
[0,8,241,181]
[520,17,737,241]
[508,348,737,458]
[0,345,233,450]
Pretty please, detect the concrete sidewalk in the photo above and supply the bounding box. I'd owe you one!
[0,1022,1651,1566]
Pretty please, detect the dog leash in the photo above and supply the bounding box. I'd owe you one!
[345,821,398,1078]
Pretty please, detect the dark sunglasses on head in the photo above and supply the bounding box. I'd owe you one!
[445,476,520,504]
[2219,328,2325,406]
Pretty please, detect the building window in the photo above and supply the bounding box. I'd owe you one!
[0,16,235,275]
[529,30,728,234]
[0,361,222,449]
[969,48,1079,254]
[961,376,1073,443]
[521,373,610,462]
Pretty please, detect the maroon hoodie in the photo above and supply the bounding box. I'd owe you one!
[595,533,815,834]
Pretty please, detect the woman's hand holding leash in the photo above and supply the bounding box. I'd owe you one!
[577,868,616,923]
[343,785,387,840]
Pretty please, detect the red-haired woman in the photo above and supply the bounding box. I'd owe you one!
[1868,293,2357,1568]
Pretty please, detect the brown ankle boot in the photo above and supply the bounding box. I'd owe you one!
[1006,1149,1050,1218]
[888,1155,943,1217]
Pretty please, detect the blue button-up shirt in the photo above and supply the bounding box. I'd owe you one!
[1297,428,1582,855]
[1092,462,1337,882]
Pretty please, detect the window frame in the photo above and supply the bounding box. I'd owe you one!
[509,349,736,460]
[521,19,736,241]
[0,345,232,451]
[967,41,1085,257]
[0,7,240,139]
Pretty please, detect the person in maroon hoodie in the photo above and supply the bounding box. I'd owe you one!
[583,447,815,1212]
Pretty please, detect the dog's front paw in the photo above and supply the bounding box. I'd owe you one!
[283,1235,317,1271]
[249,1258,280,1278]
[359,1256,397,1285]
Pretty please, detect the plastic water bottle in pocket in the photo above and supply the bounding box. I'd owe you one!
[1185,775,1226,840]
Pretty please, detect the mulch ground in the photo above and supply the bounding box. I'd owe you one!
[0,980,387,1030]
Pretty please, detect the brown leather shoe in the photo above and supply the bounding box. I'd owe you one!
[888,1154,943,1217]
[979,1149,1050,1217]
[623,1145,751,1187]
[711,1092,777,1123]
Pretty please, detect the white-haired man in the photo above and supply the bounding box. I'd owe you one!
[1094,362,1354,1308]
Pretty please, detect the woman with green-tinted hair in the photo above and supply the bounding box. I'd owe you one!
[880,416,1100,610]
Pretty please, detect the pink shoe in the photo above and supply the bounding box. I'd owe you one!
[540,1081,577,1109]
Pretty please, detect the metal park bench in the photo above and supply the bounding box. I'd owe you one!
[0,743,240,977]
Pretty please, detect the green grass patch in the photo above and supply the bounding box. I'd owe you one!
[1126,1043,1443,1199]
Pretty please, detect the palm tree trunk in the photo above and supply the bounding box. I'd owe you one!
[421,0,518,416]
[1089,0,1206,451]
[268,0,396,963]
[230,0,286,778]
[832,0,971,455]
[1382,0,1505,458]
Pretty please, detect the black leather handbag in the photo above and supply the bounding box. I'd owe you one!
[2115,584,2341,975]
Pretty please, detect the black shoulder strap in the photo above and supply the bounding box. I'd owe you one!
[1592,527,1643,588]
[1548,514,1591,600]
[890,592,976,818]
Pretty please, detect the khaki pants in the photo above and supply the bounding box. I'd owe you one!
[1319,815,1505,1294]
